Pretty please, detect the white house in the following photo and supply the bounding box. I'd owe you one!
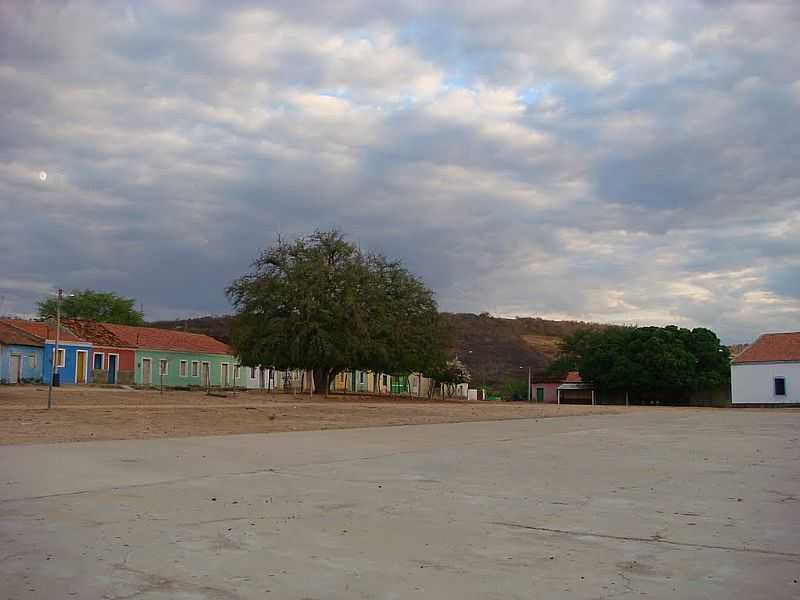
[731,332,800,405]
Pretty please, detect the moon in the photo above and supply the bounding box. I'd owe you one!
[39,171,47,182]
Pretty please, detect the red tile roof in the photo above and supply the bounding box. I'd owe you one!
[0,322,44,347]
[0,319,87,343]
[62,320,131,348]
[733,332,800,364]
[565,371,583,383]
[99,323,232,355]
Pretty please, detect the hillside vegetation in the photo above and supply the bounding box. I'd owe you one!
[149,313,607,389]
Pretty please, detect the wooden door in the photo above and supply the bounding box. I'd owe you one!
[201,362,210,387]
[141,358,152,385]
[76,352,87,384]
[10,354,21,383]
[107,355,117,384]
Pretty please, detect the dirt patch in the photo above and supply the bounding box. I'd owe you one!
[0,386,625,445]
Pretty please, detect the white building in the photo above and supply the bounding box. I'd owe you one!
[731,332,800,405]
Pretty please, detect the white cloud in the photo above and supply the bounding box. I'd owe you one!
[0,1,798,342]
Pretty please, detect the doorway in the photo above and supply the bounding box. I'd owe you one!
[10,354,21,383]
[107,354,118,384]
[76,351,87,384]
[221,363,230,387]
[141,357,152,385]
[201,362,210,388]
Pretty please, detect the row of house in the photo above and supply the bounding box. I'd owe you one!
[0,318,457,396]
[0,318,242,387]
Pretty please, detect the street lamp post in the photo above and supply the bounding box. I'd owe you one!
[46,288,63,410]
[520,365,531,402]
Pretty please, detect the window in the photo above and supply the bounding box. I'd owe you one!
[52,348,65,368]
[775,377,786,396]
[191,361,199,377]
[359,371,365,384]
[179,360,188,377]
[159,359,168,376]
[28,354,37,368]
[250,367,257,378]
[93,353,104,370]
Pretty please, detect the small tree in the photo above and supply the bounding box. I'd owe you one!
[37,289,144,325]
[427,358,471,398]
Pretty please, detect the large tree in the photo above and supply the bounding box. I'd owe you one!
[551,325,730,398]
[226,230,447,394]
[37,289,144,325]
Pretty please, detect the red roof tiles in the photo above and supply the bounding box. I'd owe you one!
[733,332,800,364]
[62,320,131,348]
[99,323,232,355]
[0,319,87,343]
[0,322,44,347]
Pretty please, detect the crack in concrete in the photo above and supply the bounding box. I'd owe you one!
[492,521,800,558]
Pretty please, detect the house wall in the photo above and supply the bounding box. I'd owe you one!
[732,362,800,405]
[133,350,238,387]
[241,366,286,390]
[89,346,136,385]
[0,344,44,383]
[42,342,92,385]
[531,382,560,403]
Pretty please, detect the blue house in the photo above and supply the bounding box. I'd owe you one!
[0,319,92,385]
[0,322,44,384]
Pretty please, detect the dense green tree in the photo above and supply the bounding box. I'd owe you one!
[37,289,144,325]
[553,325,730,396]
[226,230,447,394]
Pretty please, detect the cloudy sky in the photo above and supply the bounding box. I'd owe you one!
[1,1,798,342]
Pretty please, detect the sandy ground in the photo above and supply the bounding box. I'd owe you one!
[0,385,624,444]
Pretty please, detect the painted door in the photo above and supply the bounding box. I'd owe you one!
[221,363,229,387]
[10,354,21,383]
[141,358,152,385]
[76,352,87,384]
[201,362,210,387]
[107,355,117,384]
[536,387,544,402]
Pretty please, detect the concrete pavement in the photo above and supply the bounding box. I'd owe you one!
[1,408,799,599]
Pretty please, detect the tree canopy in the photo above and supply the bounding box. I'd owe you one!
[551,325,730,395]
[226,230,448,394]
[37,289,144,325]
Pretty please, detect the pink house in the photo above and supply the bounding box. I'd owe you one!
[531,371,596,404]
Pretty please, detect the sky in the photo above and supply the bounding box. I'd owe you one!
[1,1,798,343]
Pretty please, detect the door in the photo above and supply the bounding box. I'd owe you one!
[536,387,544,402]
[76,351,87,384]
[201,362,210,387]
[259,367,265,389]
[107,355,117,384]
[141,358,152,385]
[221,363,229,387]
[10,354,21,383]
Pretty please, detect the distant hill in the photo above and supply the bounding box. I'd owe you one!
[149,313,608,389]
[440,313,608,388]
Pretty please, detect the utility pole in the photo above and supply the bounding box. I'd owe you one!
[47,288,63,410]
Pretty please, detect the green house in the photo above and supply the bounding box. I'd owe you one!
[101,324,241,388]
